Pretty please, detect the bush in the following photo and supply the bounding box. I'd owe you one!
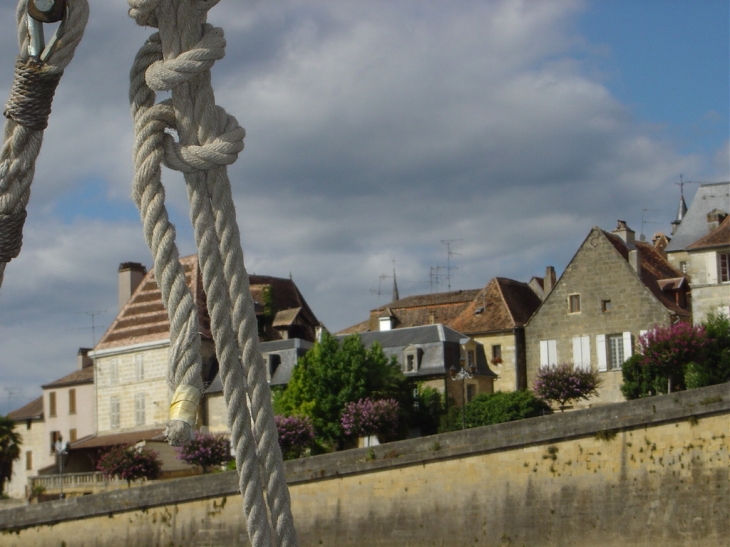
[464,391,551,427]
[175,432,231,473]
[275,415,315,460]
[534,363,601,410]
[97,444,161,486]
[341,398,401,442]
[413,385,445,436]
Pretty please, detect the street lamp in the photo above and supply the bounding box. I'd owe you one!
[55,439,69,499]
[450,364,475,430]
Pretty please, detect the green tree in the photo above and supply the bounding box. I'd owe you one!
[277,332,406,447]
[413,384,445,436]
[686,313,730,389]
[440,391,550,432]
[97,445,161,487]
[0,416,21,496]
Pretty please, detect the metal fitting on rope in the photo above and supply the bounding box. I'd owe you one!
[27,0,66,61]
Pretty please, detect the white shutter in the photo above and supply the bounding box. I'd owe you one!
[706,252,718,284]
[596,335,607,372]
[540,340,548,366]
[548,340,557,365]
[572,337,581,368]
[638,330,648,350]
[572,336,591,369]
[622,332,633,362]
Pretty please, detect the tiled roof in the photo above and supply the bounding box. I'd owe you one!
[71,428,166,450]
[603,231,690,317]
[96,257,320,350]
[96,255,207,350]
[272,307,301,327]
[686,214,730,250]
[7,396,43,421]
[41,366,94,389]
[448,278,541,334]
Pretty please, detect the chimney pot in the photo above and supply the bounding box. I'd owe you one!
[118,262,147,310]
[77,347,93,369]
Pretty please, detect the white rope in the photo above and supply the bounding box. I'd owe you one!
[0,0,89,288]
[127,1,298,546]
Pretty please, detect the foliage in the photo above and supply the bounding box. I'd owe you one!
[175,432,231,473]
[686,313,730,389]
[276,331,407,447]
[275,415,315,460]
[534,364,601,409]
[341,398,401,442]
[413,384,445,436]
[466,390,551,426]
[97,444,161,486]
[0,416,21,496]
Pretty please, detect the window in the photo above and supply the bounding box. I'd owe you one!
[110,397,120,429]
[539,340,558,366]
[50,431,61,454]
[492,345,502,361]
[402,346,422,373]
[135,393,146,426]
[720,253,730,282]
[466,350,475,369]
[109,359,119,385]
[68,389,76,415]
[596,332,632,372]
[69,428,77,443]
[679,261,688,274]
[25,451,32,471]
[568,294,581,313]
[466,384,477,403]
[49,391,57,417]
[135,355,144,381]
[601,300,612,312]
[267,354,281,379]
[406,354,415,372]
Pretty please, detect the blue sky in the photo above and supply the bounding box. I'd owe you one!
[0,0,728,413]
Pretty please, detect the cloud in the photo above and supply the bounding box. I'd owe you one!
[0,0,726,412]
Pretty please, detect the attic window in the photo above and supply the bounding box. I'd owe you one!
[403,346,423,373]
[602,300,612,312]
[568,294,581,314]
[268,354,281,379]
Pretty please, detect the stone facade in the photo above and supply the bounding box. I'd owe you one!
[526,225,686,406]
[5,400,44,500]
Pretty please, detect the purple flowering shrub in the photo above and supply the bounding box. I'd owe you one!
[533,364,601,410]
[341,398,400,442]
[275,415,315,460]
[175,432,231,473]
[97,444,162,486]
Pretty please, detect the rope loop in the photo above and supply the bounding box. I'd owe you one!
[4,58,63,130]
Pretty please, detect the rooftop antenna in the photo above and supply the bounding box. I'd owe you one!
[440,239,462,291]
[77,310,107,348]
[429,266,446,293]
[5,387,18,411]
[640,208,662,241]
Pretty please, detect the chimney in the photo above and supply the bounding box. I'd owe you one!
[612,220,635,249]
[118,262,146,310]
[77,347,93,370]
[543,266,556,296]
[706,209,727,233]
[628,249,641,276]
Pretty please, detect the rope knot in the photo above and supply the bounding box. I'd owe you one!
[162,106,244,173]
[4,58,63,130]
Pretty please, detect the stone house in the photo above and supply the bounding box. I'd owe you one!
[6,397,43,499]
[525,221,690,407]
[665,182,730,324]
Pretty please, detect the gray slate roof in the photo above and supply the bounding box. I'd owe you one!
[666,182,730,252]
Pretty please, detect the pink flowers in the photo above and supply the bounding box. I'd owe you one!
[175,432,230,473]
[340,398,400,441]
[97,444,161,486]
[275,415,315,460]
[533,364,601,410]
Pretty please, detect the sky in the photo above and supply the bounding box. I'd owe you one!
[0,0,728,414]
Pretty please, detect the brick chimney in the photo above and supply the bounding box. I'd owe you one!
[118,262,146,310]
[612,220,636,249]
[543,266,556,296]
[77,347,93,370]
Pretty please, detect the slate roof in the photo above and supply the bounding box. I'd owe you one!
[7,396,43,421]
[41,366,94,389]
[666,182,730,252]
[96,257,320,350]
[71,428,166,450]
[686,214,730,251]
[448,278,542,334]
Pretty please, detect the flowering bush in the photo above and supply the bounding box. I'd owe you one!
[175,432,231,473]
[341,398,400,442]
[533,364,601,410]
[97,444,161,486]
[275,415,315,460]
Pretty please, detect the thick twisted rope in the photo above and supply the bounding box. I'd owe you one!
[0,0,89,288]
[128,1,297,546]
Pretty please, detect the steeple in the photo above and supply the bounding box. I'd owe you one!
[672,177,689,234]
[392,268,400,302]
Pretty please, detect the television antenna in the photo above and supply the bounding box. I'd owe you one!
[440,239,462,291]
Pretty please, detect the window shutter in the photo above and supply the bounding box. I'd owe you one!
[706,252,718,284]
[548,340,557,365]
[540,340,548,366]
[596,335,607,372]
[622,332,633,361]
[572,336,581,368]
[581,336,590,368]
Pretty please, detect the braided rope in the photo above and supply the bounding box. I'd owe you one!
[128,1,297,546]
[0,0,89,289]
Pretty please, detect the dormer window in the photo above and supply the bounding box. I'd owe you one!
[403,345,422,373]
[267,354,281,381]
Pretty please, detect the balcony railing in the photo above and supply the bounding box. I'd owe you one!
[30,472,130,492]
